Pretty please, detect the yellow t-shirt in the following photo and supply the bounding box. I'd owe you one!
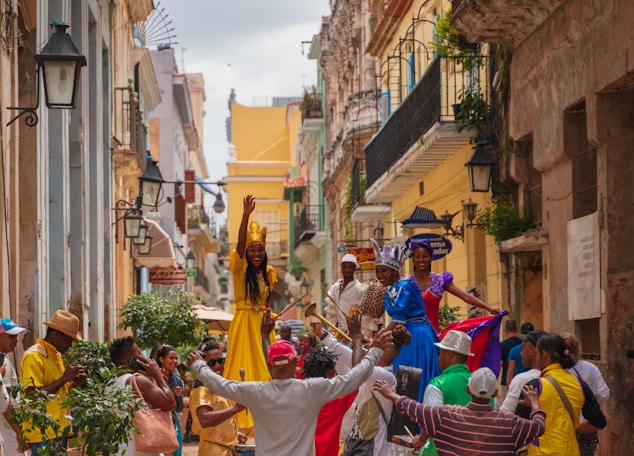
[19,339,71,443]
[190,386,238,456]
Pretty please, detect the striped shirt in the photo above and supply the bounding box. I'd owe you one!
[395,397,546,456]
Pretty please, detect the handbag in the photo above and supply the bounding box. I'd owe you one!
[130,374,180,453]
[387,366,421,440]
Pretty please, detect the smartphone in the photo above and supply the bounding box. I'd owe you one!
[0,352,5,366]
[196,342,208,357]
[128,356,146,371]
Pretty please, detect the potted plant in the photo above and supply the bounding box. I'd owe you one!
[474,202,534,243]
[454,86,489,143]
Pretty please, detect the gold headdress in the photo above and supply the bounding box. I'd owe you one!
[246,221,267,246]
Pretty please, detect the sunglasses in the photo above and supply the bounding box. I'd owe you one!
[207,358,225,367]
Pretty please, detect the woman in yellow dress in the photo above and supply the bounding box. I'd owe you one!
[224,194,277,430]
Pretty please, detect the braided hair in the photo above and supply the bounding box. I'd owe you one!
[302,348,339,379]
[392,324,412,348]
[245,252,270,303]
[537,334,575,369]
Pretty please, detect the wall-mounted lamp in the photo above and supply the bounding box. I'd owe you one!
[136,228,152,255]
[6,21,86,127]
[439,199,486,241]
[465,141,497,193]
[186,250,196,269]
[139,160,164,209]
[114,197,153,254]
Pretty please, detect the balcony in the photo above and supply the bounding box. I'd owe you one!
[295,204,326,249]
[350,159,391,222]
[451,0,565,49]
[323,89,381,184]
[114,82,148,170]
[301,97,324,132]
[364,56,487,204]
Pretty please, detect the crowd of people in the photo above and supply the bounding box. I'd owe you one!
[0,195,609,456]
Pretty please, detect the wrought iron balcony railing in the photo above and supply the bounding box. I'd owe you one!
[366,56,489,189]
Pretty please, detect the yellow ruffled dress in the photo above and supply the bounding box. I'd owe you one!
[224,249,277,429]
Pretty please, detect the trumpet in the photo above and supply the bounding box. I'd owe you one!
[271,292,310,320]
[304,302,352,343]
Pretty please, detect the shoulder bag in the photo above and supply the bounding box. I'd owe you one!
[130,374,180,453]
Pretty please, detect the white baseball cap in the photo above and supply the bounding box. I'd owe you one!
[468,367,497,399]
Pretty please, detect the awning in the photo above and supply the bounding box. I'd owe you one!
[132,220,178,269]
[149,265,187,285]
[401,206,447,228]
[192,304,234,334]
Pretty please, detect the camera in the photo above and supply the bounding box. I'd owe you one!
[128,356,146,371]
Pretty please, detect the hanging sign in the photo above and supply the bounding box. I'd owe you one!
[149,266,187,285]
[405,233,452,260]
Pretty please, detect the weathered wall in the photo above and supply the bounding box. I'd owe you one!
[508,1,634,452]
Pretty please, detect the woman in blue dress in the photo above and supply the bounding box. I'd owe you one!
[371,238,440,401]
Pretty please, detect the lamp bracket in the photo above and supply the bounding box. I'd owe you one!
[6,69,40,126]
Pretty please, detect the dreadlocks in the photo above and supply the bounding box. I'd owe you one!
[301,348,339,379]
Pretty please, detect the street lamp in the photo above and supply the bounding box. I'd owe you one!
[136,228,153,255]
[139,160,164,209]
[6,20,86,126]
[212,192,225,214]
[186,250,196,269]
[300,277,310,295]
[465,142,497,192]
[123,207,143,238]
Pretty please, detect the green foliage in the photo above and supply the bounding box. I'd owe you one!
[455,87,489,143]
[474,203,534,242]
[10,388,66,456]
[119,288,207,349]
[62,366,142,456]
[430,9,481,69]
[438,303,462,333]
[63,340,114,383]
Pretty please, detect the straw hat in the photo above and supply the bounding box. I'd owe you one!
[44,310,82,340]
[434,330,474,357]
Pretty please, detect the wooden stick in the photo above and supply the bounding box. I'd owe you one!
[272,291,310,320]
[321,286,349,319]
[403,425,415,440]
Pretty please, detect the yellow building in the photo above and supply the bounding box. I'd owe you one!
[357,0,505,319]
[225,97,301,314]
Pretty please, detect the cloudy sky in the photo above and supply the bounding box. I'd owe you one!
[156,0,330,188]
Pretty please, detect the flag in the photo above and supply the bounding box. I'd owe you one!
[438,310,508,377]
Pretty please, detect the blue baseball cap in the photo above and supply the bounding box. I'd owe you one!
[0,318,26,335]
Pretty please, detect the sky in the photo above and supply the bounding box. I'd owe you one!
[154,0,330,191]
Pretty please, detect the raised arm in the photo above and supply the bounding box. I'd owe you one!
[346,313,365,367]
[446,282,500,315]
[132,358,177,411]
[236,195,256,258]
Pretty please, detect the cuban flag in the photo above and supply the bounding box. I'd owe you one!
[438,310,508,377]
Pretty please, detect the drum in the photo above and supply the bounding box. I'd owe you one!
[360,280,386,318]
[235,443,256,455]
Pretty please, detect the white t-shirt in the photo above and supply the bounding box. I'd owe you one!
[500,368,540,412]
[0,357,22,454]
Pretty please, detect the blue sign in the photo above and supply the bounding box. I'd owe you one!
[405,233,452,260]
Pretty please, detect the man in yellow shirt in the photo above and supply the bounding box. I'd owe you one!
[19,310,86,455]
[190,342,247,456]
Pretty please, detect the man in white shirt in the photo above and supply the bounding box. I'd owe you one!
[187,309,393,456]
[0,318,28,456]
[326,253,364,333]
[501,330,547,413]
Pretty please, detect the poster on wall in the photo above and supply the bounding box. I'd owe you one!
[567,212,601,320]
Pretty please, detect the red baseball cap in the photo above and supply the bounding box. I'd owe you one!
[267,340,298,365]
